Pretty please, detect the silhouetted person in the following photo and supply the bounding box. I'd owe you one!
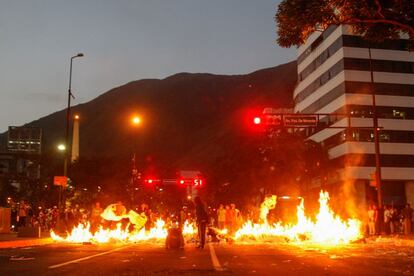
[217,204,226,230]
[91,202,103,232]
[384,205,391,234]
[194,196,208,249]
[367,205,377,235]
[18,200,27,228]
[403,204,412,234]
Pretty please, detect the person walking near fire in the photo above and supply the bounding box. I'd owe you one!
[194,196,208,249]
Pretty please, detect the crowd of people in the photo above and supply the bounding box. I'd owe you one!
[8,197,414,241]
[8,200,95,232]
[213,203,244,233]
[367,204,414,235]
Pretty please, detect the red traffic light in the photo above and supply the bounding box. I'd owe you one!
[253,117,261,125]
[179,179,185,185]
[144,178,159,185]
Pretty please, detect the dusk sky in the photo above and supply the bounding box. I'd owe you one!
[0,0,296,132]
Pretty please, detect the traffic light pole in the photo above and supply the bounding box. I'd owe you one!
[258,111,383,206]
[368,47,383,209]
[369,47,384,234]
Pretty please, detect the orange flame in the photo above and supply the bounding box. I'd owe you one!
[51,218,184,243]
[235,191,362,244]
[51,190,361,245]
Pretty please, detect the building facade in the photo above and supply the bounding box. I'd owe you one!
[7,126,42,154]
[294,25,414,208]
[0,127,42,194]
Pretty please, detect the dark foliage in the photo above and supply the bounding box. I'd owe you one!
[276,0,414,48]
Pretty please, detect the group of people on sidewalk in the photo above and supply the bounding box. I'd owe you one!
[9,200,56,231]
[11,203,93,232]
[367,203,414,235]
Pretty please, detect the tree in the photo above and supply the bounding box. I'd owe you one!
[276,0,414,48]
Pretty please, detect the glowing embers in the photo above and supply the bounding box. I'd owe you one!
[235,191,362,245]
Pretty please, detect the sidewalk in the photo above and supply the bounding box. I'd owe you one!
[0,231,54,249]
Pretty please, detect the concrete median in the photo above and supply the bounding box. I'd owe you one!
[0,237,54,249]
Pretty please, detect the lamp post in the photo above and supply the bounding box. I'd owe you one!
[57,144,66,211]
[64,53,84,177]
[130,115,142,204]
[62,53,83,210]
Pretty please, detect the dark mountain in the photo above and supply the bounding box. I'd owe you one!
[1,61,297,204]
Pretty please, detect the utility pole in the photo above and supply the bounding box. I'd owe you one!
[368,47,383,209]
[368,46,384,234]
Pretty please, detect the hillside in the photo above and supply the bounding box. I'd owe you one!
[1,61,297,203]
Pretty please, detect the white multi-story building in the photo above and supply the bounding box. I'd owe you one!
[294,25,414,208]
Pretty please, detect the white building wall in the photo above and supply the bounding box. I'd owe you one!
[294,24,414,203]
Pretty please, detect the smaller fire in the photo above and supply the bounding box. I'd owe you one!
[235,191,362,245]
[51,218,184,244]
[182,220,196,235]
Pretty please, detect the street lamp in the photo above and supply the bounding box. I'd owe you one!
[130,114,142,204]
[64,53,84,178]
[61,53,83,211]
[131,116,141,126]
[57,144,66,152]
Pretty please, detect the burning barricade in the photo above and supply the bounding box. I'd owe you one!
[235,191,362,245]
[51,190,362,246]
[51,203,170,243]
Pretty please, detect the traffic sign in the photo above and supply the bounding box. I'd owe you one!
[193,178,203,187]
[264,114,283,126]
[283,115,318,127]
[53,176,68,187]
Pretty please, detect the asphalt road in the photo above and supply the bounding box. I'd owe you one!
[1,239,414,275]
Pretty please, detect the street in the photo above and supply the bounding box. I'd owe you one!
[1,239,413,275]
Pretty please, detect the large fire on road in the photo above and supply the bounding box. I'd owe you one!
[51,190,362,245]
[235,191,362,245]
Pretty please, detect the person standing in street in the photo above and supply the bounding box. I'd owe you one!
[367,205,377,235]
[194,196,208,249]
[402,204,412,235]
[225,204,235,234]
[91,202,103,232]
[179,207,187,228]
[18,200,27,228]
[384,205,391,234]
[389,206,397,234]
[217,204,226,230]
